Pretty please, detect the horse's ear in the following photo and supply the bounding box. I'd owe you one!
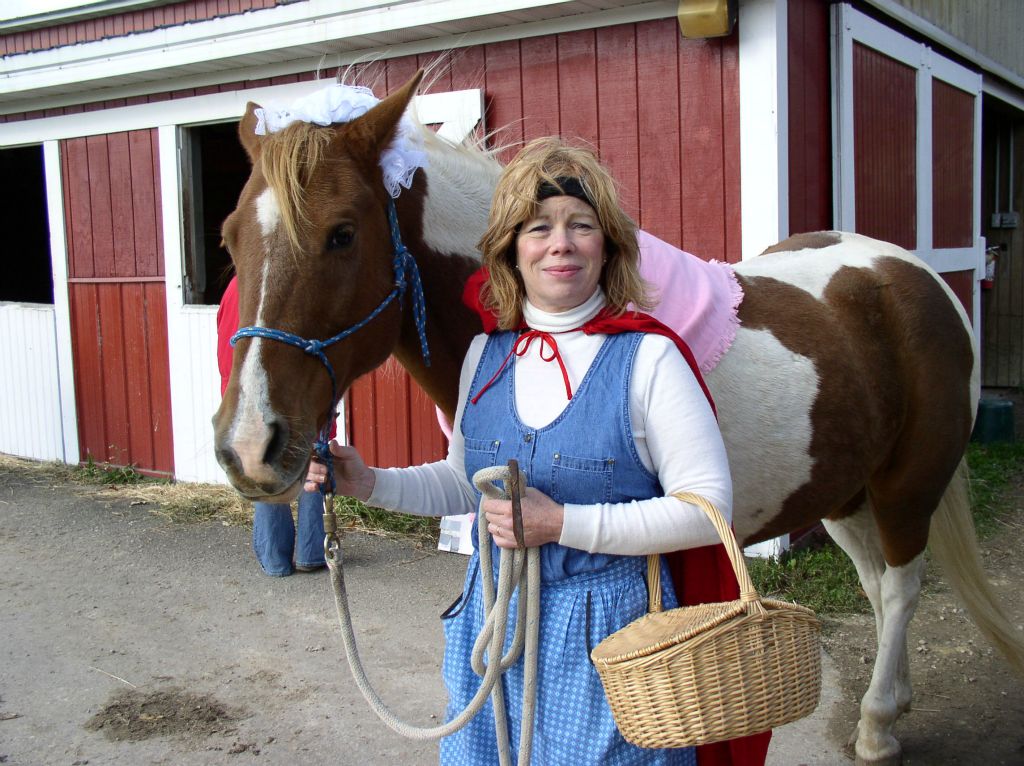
[349,69,424,160]
[238,102,263,162]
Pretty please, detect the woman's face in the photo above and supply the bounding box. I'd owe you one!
[515,195,605,314]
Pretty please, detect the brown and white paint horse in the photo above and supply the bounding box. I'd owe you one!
[213,73,1023,765]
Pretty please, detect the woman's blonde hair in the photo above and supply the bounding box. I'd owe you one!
[477,137,651,329]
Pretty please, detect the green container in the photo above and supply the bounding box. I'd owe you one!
[971,399,1016,444]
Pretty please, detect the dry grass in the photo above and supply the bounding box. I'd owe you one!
[0,453,438,543]
[110,482,254,526]
[0,453,251,526]
[0,453,79,483]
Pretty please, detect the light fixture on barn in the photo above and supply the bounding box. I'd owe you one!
[677,0,738,38]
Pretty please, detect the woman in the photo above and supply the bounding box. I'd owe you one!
[308,138,764,765]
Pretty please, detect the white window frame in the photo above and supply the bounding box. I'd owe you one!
[738,0,789,260]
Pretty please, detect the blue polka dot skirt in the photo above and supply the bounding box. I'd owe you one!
[438,554,696,766]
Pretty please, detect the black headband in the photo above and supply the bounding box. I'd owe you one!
[536,176,594,209]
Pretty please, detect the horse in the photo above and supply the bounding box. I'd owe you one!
[212,71,1024,766]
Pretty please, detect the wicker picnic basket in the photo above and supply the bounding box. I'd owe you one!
[590,492,822,748]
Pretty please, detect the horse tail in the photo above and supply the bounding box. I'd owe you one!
[928,458,1024,674]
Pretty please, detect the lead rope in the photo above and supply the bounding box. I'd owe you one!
[324,462,541,765]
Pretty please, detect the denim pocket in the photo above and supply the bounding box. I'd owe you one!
[550,453,614,504]
[463,437,501,480]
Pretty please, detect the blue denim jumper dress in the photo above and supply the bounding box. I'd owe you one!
[440,330,696,766]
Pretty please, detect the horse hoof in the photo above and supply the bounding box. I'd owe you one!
[854,742,902,766]
[855,755,901,766]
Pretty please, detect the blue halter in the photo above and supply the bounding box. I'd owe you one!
[230,196,430,494]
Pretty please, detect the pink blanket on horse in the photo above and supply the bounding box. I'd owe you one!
[637,230,742,375]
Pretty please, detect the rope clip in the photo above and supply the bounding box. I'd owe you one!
[322,491,341,562]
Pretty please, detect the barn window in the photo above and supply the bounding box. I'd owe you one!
[180,122,250,305]
[0,145,53,304]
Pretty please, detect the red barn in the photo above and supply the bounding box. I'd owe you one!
[1,0,1020,483]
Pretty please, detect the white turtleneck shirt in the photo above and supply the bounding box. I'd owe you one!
[367,289,732,555]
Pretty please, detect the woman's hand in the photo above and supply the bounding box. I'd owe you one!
[304,440,375,501]
[482,486,564,549]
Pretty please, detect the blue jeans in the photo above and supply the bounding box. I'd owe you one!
[252,490,326,576]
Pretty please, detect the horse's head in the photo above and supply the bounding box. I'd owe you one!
[213,73,425,501]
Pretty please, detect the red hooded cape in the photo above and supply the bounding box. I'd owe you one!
[463,269,771,766]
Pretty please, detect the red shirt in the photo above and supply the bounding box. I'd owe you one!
[216,276,240,397]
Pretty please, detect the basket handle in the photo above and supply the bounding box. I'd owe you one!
[645,492,763,615]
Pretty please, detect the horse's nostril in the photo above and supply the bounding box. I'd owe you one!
[216,446,235,467]
[215,441,241,474]
[263,419,289,466]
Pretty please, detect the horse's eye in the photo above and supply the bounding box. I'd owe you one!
[327,224,355,251]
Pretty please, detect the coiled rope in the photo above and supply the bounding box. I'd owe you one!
[325,462,541,765]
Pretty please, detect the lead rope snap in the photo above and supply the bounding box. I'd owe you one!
[322,490,339,562]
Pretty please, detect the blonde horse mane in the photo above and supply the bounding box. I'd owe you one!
[253,46,507,257]
[258,122,334,253]
[257,117,500,258]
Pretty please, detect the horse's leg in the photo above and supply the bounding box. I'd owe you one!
[823,510,919,766]
[823,508,884,626]
[858,555,923,766]
[822,511,886,749]
[825,510,914,717]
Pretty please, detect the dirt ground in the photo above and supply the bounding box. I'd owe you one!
[820,387,1024,765]
[1,409,1022,765]
[819,479,1024,765]
[0,465,456,766]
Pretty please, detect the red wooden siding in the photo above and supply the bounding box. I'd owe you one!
[0,0,281,57]
[940,270,974,319]
[636,22,681,244]
[787,0,832,235]
[853,42,917,250]
[62,129,174,474]
[348,19,741,468]
[435,21,740,260]
[932,79,975,249]
[347,359,447,469]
